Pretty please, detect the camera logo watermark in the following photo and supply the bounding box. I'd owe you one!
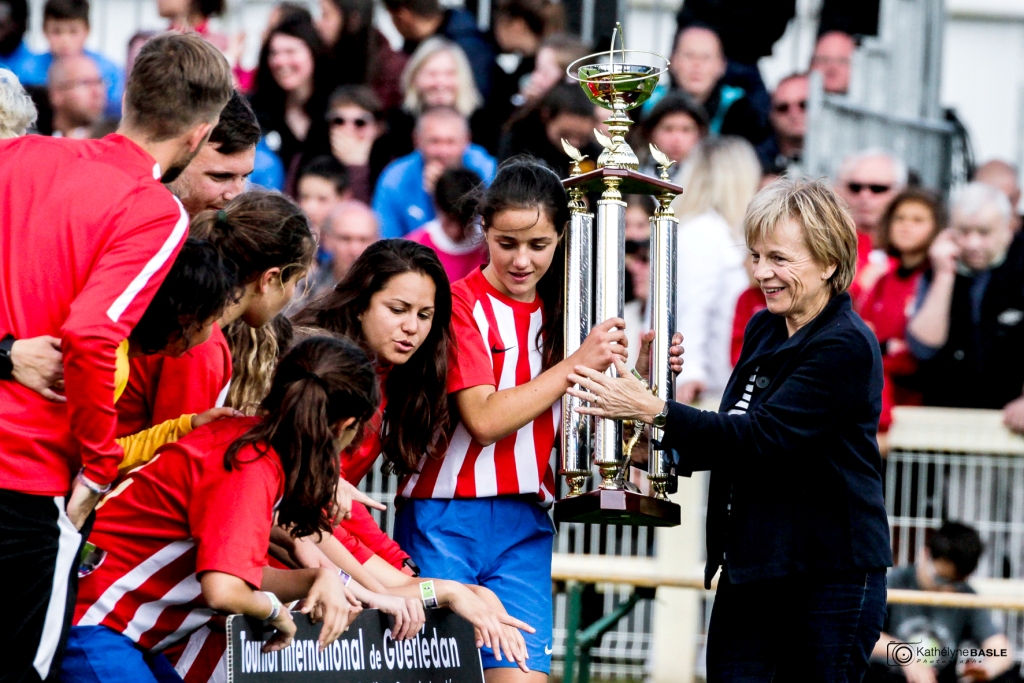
[886,641,918,667]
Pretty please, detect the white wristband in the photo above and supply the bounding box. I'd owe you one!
[261,591,283,621]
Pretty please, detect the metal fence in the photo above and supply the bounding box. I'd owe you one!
[886,406,1024,665]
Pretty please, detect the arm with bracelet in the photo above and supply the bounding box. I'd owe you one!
[313,531,535,671]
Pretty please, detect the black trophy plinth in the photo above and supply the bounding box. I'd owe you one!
[553,489,680,526]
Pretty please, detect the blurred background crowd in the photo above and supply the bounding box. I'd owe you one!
[3,0,1024,679]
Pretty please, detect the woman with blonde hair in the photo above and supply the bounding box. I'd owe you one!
[671,136,762,403]
[383,37,488,156]
[569,178,891,681]
[0,68,36,138]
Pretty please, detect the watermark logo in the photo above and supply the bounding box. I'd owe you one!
[886,641,919,667]
[886,640,1008,667]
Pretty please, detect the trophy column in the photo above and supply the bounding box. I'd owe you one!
[646,190,678,499]
[560,181,593,497]
[593,179,626,489]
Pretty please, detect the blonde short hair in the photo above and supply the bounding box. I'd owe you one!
[744,177,858,297]
[0,68,37,138]
[401,37,482,117]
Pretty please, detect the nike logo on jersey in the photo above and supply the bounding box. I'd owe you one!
[544,644,554,655]
[491,344,516,354]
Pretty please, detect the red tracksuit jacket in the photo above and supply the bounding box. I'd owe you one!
[0,134,188,495]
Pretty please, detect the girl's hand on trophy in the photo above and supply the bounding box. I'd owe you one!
[634,331,685,381]
[573,318,628,372]
[669,333,685,374]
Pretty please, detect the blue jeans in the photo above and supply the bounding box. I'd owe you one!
[707,568,887,683]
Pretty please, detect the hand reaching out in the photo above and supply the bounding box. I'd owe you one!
[633,331,684,382]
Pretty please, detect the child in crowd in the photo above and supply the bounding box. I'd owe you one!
[37,0,123,118]
[116,190,315,435]
[858,187,944,432]
[407,167,487,283]
[62,336,379,681]
[396,158,627,680]
[296,154,351,240]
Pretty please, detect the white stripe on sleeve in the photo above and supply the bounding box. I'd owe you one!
[107,197,188,322]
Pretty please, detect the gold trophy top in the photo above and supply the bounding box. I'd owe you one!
[566,23,669,171]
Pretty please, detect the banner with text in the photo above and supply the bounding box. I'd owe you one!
[227,608,484,683]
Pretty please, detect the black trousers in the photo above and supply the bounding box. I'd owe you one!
[0,489,93,683]
[707,567,887,683]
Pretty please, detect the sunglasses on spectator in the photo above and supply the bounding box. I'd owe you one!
[847,182,893,195]
[327,115,374,128]
[625,239,649,263]
[773,100,806,114]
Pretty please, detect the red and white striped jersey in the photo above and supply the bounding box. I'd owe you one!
[74,417,282,653]
[400,267,559,504]
[0,134,188,493]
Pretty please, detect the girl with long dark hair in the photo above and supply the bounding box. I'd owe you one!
[117,190,316,436]
[63,336,378,681]
[396,158,627,681]
[250,14,333,178]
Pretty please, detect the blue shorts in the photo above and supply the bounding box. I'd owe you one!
[395,497,555,673]
[60,625,183,683]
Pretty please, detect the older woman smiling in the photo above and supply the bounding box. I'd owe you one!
[569,179,892,682]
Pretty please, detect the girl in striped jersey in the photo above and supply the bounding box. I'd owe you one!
[62,336,378,682]
[396,159,628,681]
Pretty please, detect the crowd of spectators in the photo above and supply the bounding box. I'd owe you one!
[3,0,1024,677]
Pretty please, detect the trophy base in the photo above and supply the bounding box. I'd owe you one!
[553,489,680,527]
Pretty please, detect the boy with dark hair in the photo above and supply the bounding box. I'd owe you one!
[296,154,351,237]
[0,32,232,682]
[34,0,124,117]
[867,522,1014,682]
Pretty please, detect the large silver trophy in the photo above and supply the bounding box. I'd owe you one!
[554,25,682,527]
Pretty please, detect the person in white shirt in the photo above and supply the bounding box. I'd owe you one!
[672,136,761,403]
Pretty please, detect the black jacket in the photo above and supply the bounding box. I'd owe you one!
[661,293,893,588]
[915,231,1024,409]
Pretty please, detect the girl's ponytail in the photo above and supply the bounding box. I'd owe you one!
[190,189,316,286]
[224,336,379,539]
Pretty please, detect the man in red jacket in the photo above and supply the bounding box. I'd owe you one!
[0,33,232,683]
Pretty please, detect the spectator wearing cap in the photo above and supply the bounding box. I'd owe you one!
[0,66,36,137]
[811,30,855,94]
[635,90,708,178]
[498,81,599,176]
[373,106,496,238]
[757,72,807,175]
[382,0,494,98]
[835,148,908,295]
[669,23,768,148]
[867,522,1014,683]
[907,182,1024,431]
[974,159,1022,234]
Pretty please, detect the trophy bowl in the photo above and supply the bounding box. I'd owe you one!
[568,51,669,111]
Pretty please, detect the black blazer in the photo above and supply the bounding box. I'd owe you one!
[661,293,893,588]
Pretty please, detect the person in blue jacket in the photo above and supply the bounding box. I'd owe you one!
[373,106,496,239]
[570,178,892,683]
